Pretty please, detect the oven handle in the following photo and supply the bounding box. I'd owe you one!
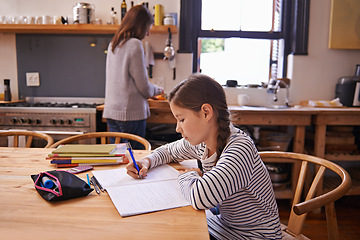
[1,129,85,135]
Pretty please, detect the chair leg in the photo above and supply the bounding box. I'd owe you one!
[13,136,19,147]
[325,201,339,240]
[25,136,33,148]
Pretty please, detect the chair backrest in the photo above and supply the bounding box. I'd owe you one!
[259,151,351,240]
[50,132,151,150]
[0,130,54,148]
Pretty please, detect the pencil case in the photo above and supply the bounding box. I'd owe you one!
[31,170,93,201]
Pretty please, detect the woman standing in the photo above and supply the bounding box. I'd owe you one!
[103,5,163,149]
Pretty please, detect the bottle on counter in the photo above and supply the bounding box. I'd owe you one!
[4,79,11,102]
[121,0,127,20]
[113,11,119,25]
[108,7,118,25]
[108,7,114,24]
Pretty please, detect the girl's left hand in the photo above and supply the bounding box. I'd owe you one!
[179,168,203,177]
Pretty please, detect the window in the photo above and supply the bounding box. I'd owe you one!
[179,0,310,86]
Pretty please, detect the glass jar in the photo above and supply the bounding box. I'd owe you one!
[163,15,174,25]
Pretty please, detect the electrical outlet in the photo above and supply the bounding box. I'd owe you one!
[150,76,165,89]
[26,72,40,86]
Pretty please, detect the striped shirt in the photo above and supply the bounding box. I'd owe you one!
[146,125,282,239]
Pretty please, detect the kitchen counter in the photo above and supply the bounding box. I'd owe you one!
[97,102,360,155]
[0,100,25,104]
[96,99,174,124]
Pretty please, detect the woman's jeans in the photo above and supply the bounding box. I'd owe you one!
[106,118,147,150]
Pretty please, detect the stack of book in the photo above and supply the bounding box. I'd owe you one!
[48,143,129,168]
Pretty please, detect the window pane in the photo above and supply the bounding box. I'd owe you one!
[201,0,242,31]
[241,0,273,31]
[201,0,274,31]
[199,38,271,86]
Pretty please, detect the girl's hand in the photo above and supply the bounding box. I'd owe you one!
[179,168,203,177]
[126,158,151,179]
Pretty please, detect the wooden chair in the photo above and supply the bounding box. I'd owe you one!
[50,132,151,150]
[0,130,54,148]
[259,151,351,240]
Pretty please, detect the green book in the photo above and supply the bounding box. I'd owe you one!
[52,144,117,154]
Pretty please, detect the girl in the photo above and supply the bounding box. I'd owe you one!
[103,5,163,149]
[126,74,282,239]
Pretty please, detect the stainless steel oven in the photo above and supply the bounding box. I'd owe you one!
[0,97,104,147]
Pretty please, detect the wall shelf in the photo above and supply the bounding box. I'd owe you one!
[0,24,177,35]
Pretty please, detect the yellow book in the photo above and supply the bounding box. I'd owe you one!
[52,144,117,154]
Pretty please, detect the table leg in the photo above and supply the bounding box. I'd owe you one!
[313,124,327,213]
[293,126,305,153]
[314,124,326,158]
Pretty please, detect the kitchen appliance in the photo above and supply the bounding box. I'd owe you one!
[0,97,104,147]
[73,2,95,24]
[335,64,360,107]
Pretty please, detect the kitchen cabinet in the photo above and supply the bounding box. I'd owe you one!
[0,24,177,35]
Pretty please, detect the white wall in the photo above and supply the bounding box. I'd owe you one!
[288,0,360,104]
[1,0,360,105]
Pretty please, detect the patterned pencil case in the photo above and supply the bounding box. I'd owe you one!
[31,170,93,201]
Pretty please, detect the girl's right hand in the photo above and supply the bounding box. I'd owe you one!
[126,158,151,179]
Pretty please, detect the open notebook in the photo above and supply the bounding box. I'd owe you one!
[92,165,190,217]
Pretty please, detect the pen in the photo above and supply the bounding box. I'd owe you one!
[91,176,104,192]
[126,142,141,178]
[86,174,91,186]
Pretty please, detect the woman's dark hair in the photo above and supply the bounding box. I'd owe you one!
[169,74,231,161]
[111,5,153,52]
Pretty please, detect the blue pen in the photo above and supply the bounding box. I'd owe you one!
[86,174,91,186]
[127,142,141,178]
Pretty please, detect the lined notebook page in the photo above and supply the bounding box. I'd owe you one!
[92,165,189,217]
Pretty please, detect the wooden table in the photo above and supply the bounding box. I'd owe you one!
[311,108,360,196]
[229,106,314,199]
[228,106,314,153]
[0,147,209,240]
[312,107,360,159]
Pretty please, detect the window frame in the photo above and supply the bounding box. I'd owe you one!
[178,0,310,80]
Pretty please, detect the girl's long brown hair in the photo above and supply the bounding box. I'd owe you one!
[111,5,153,53]
[169,74,231,161]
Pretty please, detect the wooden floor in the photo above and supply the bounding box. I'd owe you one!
[277,195,360,240]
